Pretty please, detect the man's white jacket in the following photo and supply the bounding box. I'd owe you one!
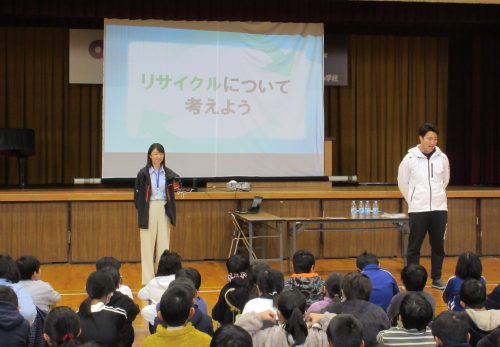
[397,145,450,213]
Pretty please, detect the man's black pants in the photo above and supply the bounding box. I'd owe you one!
[407,210,448,280]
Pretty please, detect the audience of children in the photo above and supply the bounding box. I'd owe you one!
[387,264,436,323]
[241,269,284,315]
[431,311,472,347]
[443,252,486,311]
[95,256,134,300]
[306,272,342,316]
[357,251,400,312]
[377,292,435,346]
[285,249,325,309]
[142,281,212,347]
[0,285,30,346]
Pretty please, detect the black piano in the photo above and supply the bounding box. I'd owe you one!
[0,128,35,188]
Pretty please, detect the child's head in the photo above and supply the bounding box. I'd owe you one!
[460,278,487,309]
[355,251,378,271]
[248,261,271,288]
[324,272,343,299]
[226,254,250,275]
[326,313,364,347]
[401,264,428,291]
[85,271,115,300]
[156,250,182,276]
[95,257,121,271]
[0,285,18,307]
[16,255,41,280]
[455,252,482,280]
[292,249,315,274]
[399,292,433,331]
[257,269,284,302]
[43,306,81,347]
[169,277,197,300]
[431,311,470,346]
[342,272,372,301]
[0,254,20,283]
[98,266,120,290]
[176,267,202,291]
[210,324,252,347]
[277,289,308,345]
[158,282,195,327]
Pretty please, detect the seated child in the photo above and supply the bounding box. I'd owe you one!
[212,254,250,325]
[247,261,271,300]
[444,252,486,312]
[43,306,81,346]
[306,272,342,315]
[486,284,500,310]
[16,255,61,313]
[142,281,212,347]
[176,267,208,315]
[241,269,284,315]
[96,256,133,300]
[0,285,30,346]
[387,264,436,323]
[284,249,325,309]
[356,251,399,311]
[210,324,252,347]
[431,311,471,347]
[138,250,182,305]
[326,314,364,347]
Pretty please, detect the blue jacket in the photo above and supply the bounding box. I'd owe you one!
[0,279,37,325]
[361,264,400,312]
[0,301,30,347]
[443,276,486,311]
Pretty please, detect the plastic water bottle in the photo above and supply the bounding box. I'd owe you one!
[358,200,365,215]
[350,200,358,217]
[372,200,380,215]
[365,200,371,214]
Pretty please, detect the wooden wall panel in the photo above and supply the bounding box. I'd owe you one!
[481,199,500,255]
[323,199,401,257]
[0,202,68,262]
[71,202,139,262]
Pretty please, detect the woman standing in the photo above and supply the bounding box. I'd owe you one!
[134,143,178,285]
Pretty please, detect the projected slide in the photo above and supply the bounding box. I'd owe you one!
[103,20,324,178]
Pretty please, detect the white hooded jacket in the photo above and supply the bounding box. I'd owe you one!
[397,145,450,213]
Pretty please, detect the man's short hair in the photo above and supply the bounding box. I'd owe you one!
[431,311,469,345]
[355,251,378,271]
[0,285,18,306]
[95,256,121,271]
[226,254,250,274]
[327,314,363,347]
[176,267,202,290]
[342,272,372,301]
[460,278,487,309]
[210,324,252,347]
[292,250,315,274]
[400,292,433,330]
[156,250,182,276]
[159,284,194,327]
[16,255,41,280]
[418,123,439,137]
[98,266,120,289]
[401,264,428,291]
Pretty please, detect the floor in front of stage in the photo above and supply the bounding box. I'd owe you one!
[43,256,500,346]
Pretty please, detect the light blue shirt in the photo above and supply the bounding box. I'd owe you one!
[149,166,166,201]
[0,278,37,325]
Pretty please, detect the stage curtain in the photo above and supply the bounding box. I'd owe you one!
[0,27,102,185]
[325,35,448,183]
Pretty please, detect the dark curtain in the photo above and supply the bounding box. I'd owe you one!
[447,34,500,185]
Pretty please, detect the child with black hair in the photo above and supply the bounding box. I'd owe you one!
[43,306,81,347]
[431,311,472,347]
[212,254,251,325]
[142,282,212,347]
[285,250,325,309]
[387,264,436,323]
[241,269,284,315]
[306,272,342,315]
[99,266,140,347]
[477,327,500,347]
[443,252,486,312]
[16,255,61,313]
[377,292,435,346]
[176,267,208,315]
[247,261,271,300]
[326,314,364,347]
[96,256,133,300]
[236,288,333,346]
[210,324,252,347]
[138,249,182,305]
[0,285,30,346]
[77,271,128,347]
[356,251,399,311]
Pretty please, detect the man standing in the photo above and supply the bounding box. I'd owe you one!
[398,123,450,290]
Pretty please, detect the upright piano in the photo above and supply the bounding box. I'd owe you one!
[0,128,35,188]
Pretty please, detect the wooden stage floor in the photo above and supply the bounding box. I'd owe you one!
[43,256,500,346]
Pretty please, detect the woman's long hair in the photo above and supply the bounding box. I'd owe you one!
[78,271,115,318]
[44,306,80,347]
[277,289,308,346]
